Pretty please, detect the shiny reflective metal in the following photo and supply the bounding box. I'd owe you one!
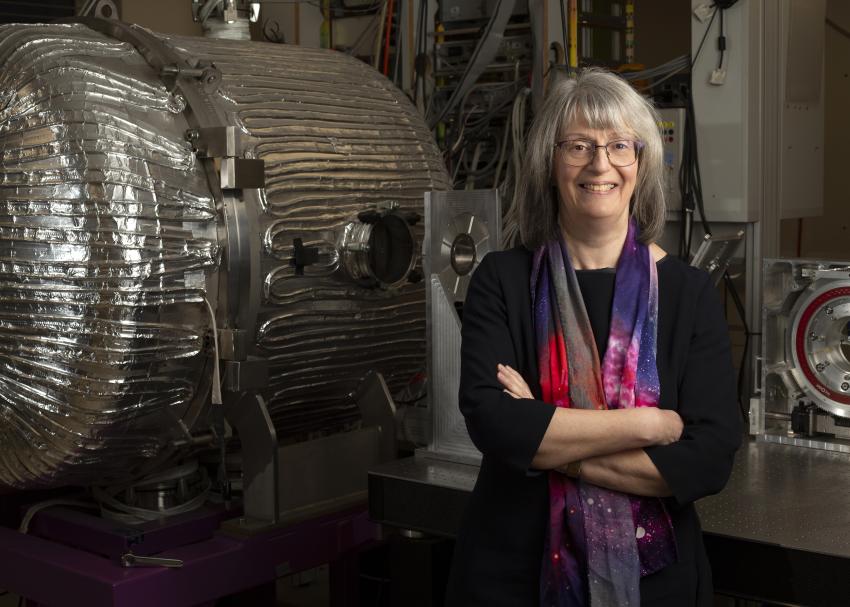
[222,371,396,531]
[226,393,279,526]
[423,190,500,461]
[788,279,850,418]
[223,357,269,392]
[121,553,184,568]
[78,0,120,20]
[0,22,449,491]
[220,157,265,189]
[339,208,419,289]
[760,258,850,452]
[689,231,744,286]
[193,0,252,40]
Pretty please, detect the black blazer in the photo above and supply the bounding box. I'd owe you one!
[446,247,742,607]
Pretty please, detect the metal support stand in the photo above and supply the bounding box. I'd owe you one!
[226,393,279,527]
[354,371,397,462]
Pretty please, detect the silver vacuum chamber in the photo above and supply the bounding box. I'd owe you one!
[0,20,449,490]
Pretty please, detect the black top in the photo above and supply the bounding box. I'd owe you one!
[575,267,616,360]
[445,247,742,607]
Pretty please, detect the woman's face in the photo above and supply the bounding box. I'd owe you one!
[552,119,638,233]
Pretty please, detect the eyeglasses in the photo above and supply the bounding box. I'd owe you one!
[553,139,642,167]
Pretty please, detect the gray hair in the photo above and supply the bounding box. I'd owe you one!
[515,68,666,249]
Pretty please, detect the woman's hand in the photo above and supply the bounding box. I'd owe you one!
[497,364,533,399]
[497,365,683,444]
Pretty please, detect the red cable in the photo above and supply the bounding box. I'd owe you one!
[382,0,395,76]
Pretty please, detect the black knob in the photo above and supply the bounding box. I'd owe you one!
[357,210,381,224]
[292,238,319,276]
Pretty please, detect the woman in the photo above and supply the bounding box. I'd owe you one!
[445,68,742,606]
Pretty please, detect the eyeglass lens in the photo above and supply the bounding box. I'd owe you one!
[557,140,637,167]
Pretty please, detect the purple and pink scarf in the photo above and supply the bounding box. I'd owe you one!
[531,219,676,606]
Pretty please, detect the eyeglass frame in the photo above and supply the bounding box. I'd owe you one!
[552,138,644,168]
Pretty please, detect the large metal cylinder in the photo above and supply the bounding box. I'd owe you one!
[0,21,449,490]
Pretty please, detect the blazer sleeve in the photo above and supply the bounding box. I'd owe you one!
[645,272,743,506]
[459,252,555,473]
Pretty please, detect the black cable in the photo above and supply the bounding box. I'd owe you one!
[827,17,850,40]
[692,102,709,237]
[691,6,718,68]
[680,6,719,259]
[395,393,426,405]
[717,9,726,70]
[678,96,700,258]
[559,0,569,62]
[390,6,400,85]
[680,77,754,418]
[724,271,751,421]
[412,0,427,104]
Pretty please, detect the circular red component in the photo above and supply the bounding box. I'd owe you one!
[794,287,850,405]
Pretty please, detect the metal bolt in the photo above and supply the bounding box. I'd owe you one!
[810,332,820,341]
[816,362,826,372]
[826,306,834,315]
[842,382,849,391]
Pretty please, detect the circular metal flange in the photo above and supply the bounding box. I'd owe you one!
[339,210,418,290]
[435,211,493,302]
[789,279,850,417]
[71,17,263,356]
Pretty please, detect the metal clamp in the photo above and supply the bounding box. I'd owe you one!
[189,126,265,190]
[223,357,269,392]
[161,62,222,94]
[121,553,184,568]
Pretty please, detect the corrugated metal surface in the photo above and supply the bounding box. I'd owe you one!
[0,23,218,488]
[0,22,449,489]
[163,35,450,441]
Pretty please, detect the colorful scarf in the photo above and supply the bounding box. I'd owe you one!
[531,219,676,606]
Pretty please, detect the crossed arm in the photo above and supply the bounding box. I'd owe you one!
[496,363,682,497]
[459,254,740,506]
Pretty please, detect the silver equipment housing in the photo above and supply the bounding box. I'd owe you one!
[758,258,850,452]
[0,20,450,511]
[422,190,500,462]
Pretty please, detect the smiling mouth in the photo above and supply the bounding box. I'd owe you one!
[580,183,617,192]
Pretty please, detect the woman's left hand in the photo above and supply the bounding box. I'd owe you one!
[497,364,533,399]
